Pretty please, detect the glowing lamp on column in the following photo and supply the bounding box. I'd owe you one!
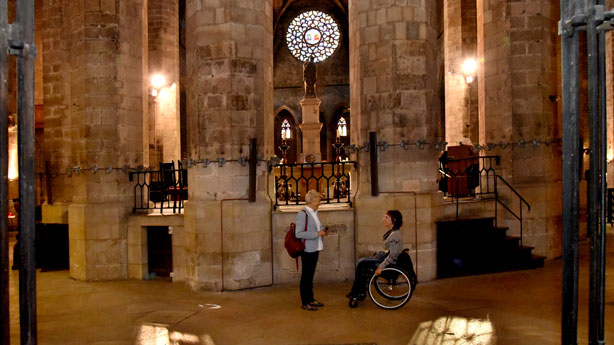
[461,58,477,83]
[151,74,167,97]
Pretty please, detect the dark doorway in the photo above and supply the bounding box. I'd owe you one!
[147,226,173,280]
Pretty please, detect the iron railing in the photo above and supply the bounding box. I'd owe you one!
[439,155,530,245]
[129,166,187,214]
[270,161,356,208]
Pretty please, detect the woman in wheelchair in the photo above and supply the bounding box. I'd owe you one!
[347,210,414,309]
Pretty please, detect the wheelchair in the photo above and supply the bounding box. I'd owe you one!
[348,249,417,310]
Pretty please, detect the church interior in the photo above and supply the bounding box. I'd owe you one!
[1,0,613,343]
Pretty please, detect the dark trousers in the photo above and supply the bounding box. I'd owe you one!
[350,257,382,297]
[300,251,319,305]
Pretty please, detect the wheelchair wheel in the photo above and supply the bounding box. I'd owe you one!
[368,267,414,310]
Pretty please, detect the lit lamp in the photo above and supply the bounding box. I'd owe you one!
[461,58,477,84]
[151,74,166,97]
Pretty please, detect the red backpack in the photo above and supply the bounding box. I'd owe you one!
[285,211,307,268]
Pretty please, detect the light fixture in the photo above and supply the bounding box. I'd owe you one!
[151,74,166,96]
[461,58,477,83]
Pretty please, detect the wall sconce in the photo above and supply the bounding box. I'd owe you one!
[461,58,477,83]
[151,74,167,97]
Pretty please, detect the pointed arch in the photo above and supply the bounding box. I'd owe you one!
[274,106,299,163]
[330,105,350,161]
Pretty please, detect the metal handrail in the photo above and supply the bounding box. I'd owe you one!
[439,155,530,246]
[494,175,531,247]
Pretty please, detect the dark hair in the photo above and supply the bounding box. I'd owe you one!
[387,210,403,229]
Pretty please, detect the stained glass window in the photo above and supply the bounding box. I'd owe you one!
[286,10,340,63]
[281,119,291,139]
[337,117,347,137]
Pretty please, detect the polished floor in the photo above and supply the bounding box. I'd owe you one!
[6,231,614,345]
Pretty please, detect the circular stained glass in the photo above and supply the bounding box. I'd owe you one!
[286,10,340,63]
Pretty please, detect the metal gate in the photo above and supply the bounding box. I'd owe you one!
[560,1,609,344]
[1,0,37,344]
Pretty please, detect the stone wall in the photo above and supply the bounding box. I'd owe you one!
[475,0,562,257]
[272,207,355,284]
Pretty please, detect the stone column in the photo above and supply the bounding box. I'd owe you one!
[45,0,146,280]
[299,98,322,162]
[42,0,72,222]
[184,0,273,290]
[444,0,478,145]
[349,0,442,281]
[148,0,180,166]
[477,0,561,257]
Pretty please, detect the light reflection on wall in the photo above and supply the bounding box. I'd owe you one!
[8,125,18,180]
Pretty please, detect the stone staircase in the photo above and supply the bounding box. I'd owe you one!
[435,217,545,279]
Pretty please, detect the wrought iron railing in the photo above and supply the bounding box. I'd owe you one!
[439,155,500,199]
[439,155,530,245]
[270,161,356,208]
[129,165,187,214]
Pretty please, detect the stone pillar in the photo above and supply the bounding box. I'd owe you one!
[148,0,180,166]
[41,0,73,221]
[43,0,146,280]
[444,0,478,145]
[185,0,273,290]
[299,98,322,162]
[349,0,442,281]
[477,0,561,257]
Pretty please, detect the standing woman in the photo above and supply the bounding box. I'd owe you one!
[347,210,403,305]
[295,190,329,311]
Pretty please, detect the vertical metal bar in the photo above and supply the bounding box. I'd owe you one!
[597,2,607,341]
[17,0,37,343]
[520,200,523,247]
[587,1,600,343]
[248,138,256,202]
[561,0,581,343]
[0,0,10,341]
[369,131,378,196]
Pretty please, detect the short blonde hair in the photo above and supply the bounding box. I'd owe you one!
[305,189,321,204]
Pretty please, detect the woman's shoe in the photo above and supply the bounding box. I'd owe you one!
[302,304,318,311]
[348,297,358,308]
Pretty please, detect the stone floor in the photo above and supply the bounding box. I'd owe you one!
[6,232,614,345]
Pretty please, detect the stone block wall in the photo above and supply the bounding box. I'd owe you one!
[272,208,355,284]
